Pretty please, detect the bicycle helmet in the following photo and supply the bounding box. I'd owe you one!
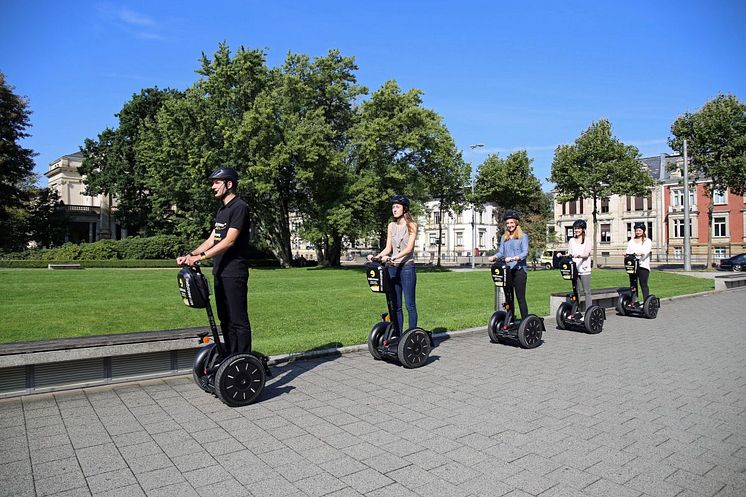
[208,167,239,185]
[572,219,587,229]
[502,209,520,222]
[390,195,410,209]
[633,222,646,231]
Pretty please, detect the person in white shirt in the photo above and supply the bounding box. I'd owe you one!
[625,222,653,299]
[568,219,592,312]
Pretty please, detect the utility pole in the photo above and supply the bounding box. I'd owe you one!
[683,139,692,271]
[469,144,484,269]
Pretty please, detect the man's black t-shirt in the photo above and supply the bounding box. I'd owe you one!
[212,196,251,276]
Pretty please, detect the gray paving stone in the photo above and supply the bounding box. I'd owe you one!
[33,456,84,480]
[340,467,393,493]
[134,466,185,491]
[294,472,347,497]
[584,477,643,497]
[86,468,138,494]
[35,470,87,497]
[77,442,128,477]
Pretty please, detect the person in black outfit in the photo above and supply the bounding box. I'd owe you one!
[177,167,252,354]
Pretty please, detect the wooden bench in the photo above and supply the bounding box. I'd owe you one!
[714,273,746,291]
[48,263,82,270]
[0,328,208,397]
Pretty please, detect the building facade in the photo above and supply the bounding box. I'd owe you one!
[45,152,125,243]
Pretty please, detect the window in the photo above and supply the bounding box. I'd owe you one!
[429,233,438,246]
[565,226,573,241]
[646,194,652,210]
[561,203,566,216]
[672,190,683,208]
[568,201,577,215]
[601,224,611,243]
[579,199,584,214]
[601,198,609,213]
[634,196,644,211]
[647,222,653,241]
[455,231,463,246]
[433,211,441,224]
[673,219,692,238]
[713,216,727,237]
[713,247,727,259]
[674,247,682,260]
[713,189,727,205]
[478,230,485,247]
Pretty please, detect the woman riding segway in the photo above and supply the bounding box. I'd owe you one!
[487,210,544,348]
[617,222,660,318]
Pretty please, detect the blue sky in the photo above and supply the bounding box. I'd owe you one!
[2,0,744,189]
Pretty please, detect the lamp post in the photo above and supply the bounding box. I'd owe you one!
[469,144,484,269]
[683,140,692,271]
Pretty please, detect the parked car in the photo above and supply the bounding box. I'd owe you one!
[539,248,566,270]
[718,253,746,272]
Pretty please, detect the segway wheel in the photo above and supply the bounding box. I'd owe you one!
[487,311,507,343]
[643,295,659,319]
[368,322,388,360]
[517,315,543,349]
[192,343,219,393]
[555,303,570,330]
[397,328,431,368]
[583,305,605,334]
[616,296,629,316]
[214,353,266,407]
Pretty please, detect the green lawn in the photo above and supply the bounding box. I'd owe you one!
[0,267,713,355]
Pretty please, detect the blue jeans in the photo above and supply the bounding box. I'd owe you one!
[388,263,417,334]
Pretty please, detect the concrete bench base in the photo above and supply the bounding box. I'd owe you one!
[0,329,206,398]
[714,274,746,291]
[549,287,621,316]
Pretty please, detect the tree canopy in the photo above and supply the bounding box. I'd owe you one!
[0,72,37,250]
[550,119,652,263]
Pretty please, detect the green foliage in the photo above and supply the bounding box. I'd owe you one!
[0,72,38,251]
[475,150,551,255]
[550,119,653,262]
[669,93,746,197]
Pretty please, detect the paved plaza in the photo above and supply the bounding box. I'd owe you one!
[2,289,745,497]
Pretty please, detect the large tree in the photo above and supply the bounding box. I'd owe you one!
[0,72,37,251]
[79,87,182,236]
[348,80,459,248]
[475,150,550,256]
[550,119,653,265]
[669,93,746,269]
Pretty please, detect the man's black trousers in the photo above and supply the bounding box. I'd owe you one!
[214,274,252,354]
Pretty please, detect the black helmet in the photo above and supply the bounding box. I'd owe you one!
[208,167,239,185]
[390,195,410,209]
[633,222,646,231]
[572,219,587,230]
[502,209,520,222]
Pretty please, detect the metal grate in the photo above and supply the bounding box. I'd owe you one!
[0,366,27,394]
[35,359,105,388]
[176,349,198,370]
[111,352,172,378]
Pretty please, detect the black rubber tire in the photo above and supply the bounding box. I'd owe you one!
[544,263,552,270]
[192,343,219,393]
[517,315,543,349]
[397,328,431,368]
[487,311,507,343]
[555,303,570,330]
[367,322,388,360]
[214,353,266,407]
[643,295,660,319]
[583,305,605,334]
[616,295,629,316]
[733,264,742,272]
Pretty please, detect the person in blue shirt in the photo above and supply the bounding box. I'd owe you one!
[489,210,530,319]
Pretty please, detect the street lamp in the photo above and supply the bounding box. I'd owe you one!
[469,144,484,268]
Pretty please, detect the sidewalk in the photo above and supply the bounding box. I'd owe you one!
[2,289,744,497]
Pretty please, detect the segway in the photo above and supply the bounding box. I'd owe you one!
[365,259,433,368]
[487,258,545,348]
[555,256,605,333]
[616,254,660,319]
[178,264,269,407]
